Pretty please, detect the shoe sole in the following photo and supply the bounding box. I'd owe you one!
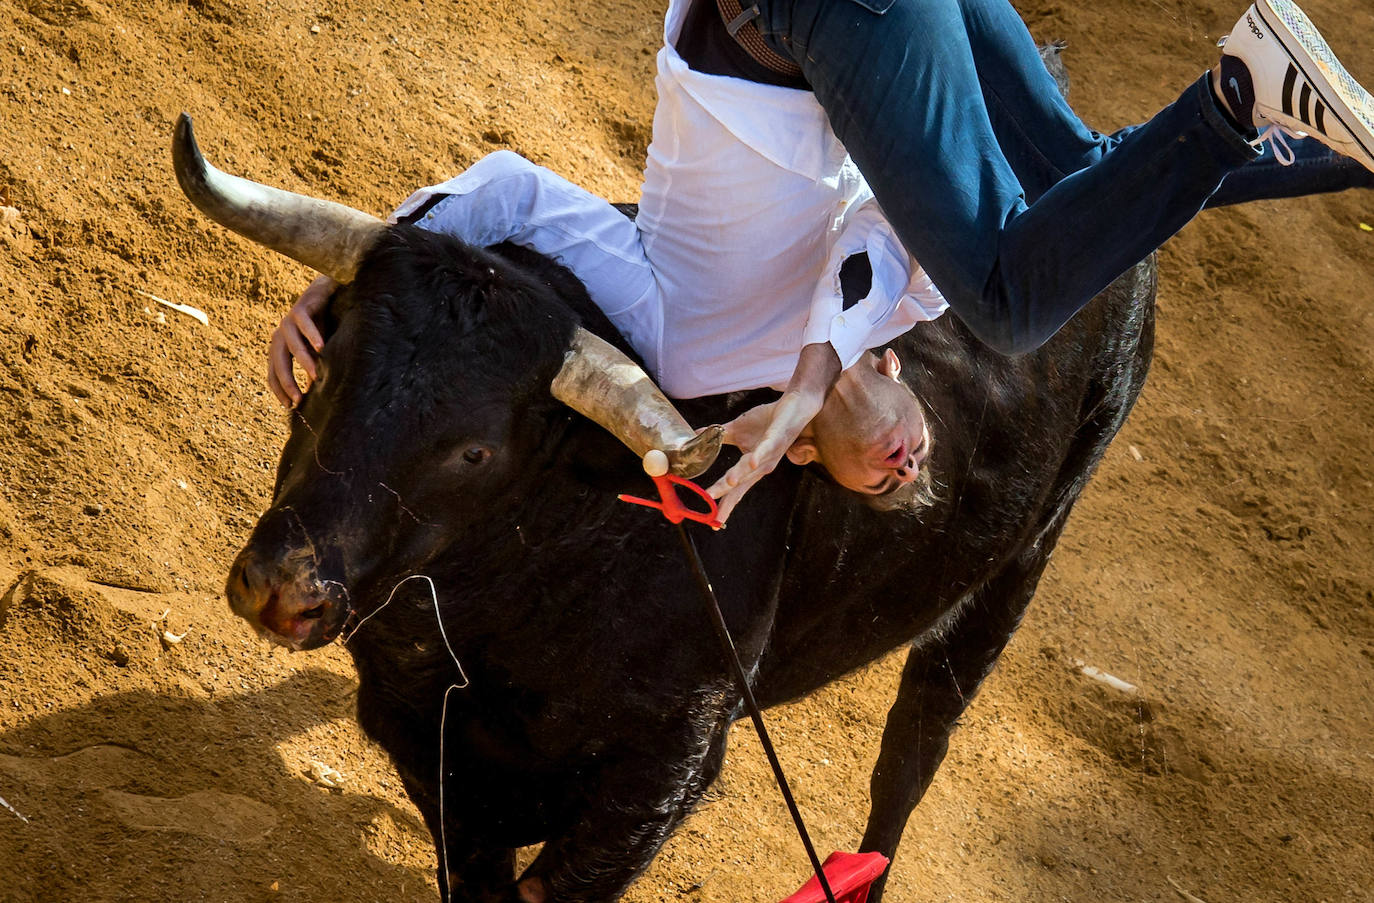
[1252,0,1374,168]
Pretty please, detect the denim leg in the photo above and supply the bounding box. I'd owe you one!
[1207,137,1374,206]
[959,0,1118,199]
[755,0,1258,352]
[953,3,1374,208]
[983,76,1261,349]
[868,0,1369,208]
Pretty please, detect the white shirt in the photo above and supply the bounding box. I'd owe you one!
[392,0,946,397]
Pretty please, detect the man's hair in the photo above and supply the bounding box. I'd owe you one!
[867,463,939,513]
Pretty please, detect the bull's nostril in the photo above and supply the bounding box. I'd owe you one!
[300,604,327,621]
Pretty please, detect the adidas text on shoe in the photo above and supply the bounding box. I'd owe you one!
[1220,0,1374,172]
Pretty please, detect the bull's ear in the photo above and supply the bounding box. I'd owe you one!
[785,435,819,466]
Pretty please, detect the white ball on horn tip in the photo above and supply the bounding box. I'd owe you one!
[643,449,670,478]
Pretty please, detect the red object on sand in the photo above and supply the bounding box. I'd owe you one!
[780,851,890,903]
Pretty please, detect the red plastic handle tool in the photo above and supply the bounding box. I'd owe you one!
[618,450,723,530]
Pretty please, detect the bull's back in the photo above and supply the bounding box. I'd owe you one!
[754,257,1156,704]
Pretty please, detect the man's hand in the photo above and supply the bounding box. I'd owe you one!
[709,390,822,522]
[706,342,841,523]
[268,275,336,408]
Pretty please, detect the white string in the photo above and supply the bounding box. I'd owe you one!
[339,572,470,688]
[338,573,471,901]
[438,682,462,902]
[425,575,472,691]
[339,575,405,644]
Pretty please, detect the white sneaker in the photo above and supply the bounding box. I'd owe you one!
[1220,0,1374,172]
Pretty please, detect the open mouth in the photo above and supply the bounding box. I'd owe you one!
[883,422,929,470]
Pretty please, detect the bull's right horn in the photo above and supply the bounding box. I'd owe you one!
[552,328,723,479]
[172,113,387,284]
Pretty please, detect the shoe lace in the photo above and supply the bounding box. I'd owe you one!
[1251,122,1304,166]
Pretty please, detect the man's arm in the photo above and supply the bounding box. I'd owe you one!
[394,151,657,322]
[801,198,947,368]
[708,341,840,522]
[268,151,658,406]
[708,200,948,520]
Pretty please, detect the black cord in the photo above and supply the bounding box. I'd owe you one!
[675,523,839,903]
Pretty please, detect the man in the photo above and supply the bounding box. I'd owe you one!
[273,149,940,520]
[732,0,1374,351]
[272,0,1372,522]
[272,0,954,522]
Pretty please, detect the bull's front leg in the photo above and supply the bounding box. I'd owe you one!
[515,712,731,902]
[388,758,521,903]
[356,684,522,902]
[859,543,1057,902]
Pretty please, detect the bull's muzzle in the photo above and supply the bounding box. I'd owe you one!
[226,544,351,651]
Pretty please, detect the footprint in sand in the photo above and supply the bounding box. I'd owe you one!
[0,744,277,841]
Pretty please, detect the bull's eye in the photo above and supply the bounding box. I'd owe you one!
[462,446,493,466]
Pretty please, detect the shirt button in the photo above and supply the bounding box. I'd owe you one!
[834,315,846,327]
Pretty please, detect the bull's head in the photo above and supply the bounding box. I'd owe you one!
[173,115,720,649]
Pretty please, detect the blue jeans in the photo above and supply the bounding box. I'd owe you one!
[753,0,1373,352]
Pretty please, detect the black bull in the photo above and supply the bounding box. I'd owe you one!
[212,53,1156,903]
[225,234,1155,903]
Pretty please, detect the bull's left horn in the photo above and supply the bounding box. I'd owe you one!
[552,327,723,479]
[172,113,387,283]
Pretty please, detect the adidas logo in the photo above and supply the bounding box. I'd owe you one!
[1281,62,1327,134]
[1246,12,1265,40]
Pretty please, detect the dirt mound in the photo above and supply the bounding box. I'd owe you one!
[1,0,1371,900]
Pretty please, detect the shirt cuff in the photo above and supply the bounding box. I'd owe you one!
[804,222,912,369]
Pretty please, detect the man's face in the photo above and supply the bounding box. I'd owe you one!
[790,349,931,497]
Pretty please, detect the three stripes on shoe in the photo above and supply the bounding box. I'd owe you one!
[1280,62,1326,134]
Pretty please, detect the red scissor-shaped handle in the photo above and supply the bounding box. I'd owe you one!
[618,450,723,530]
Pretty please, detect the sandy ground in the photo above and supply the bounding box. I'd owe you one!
[1,0,1371,900]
